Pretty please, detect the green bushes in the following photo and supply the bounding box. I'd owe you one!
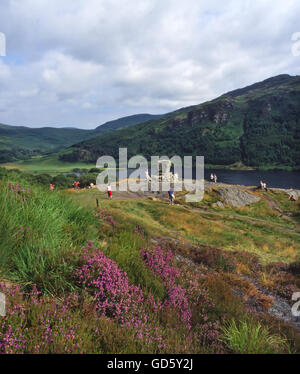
[30,173,52,186]
[78,173,97,188]
[0,168,98,189]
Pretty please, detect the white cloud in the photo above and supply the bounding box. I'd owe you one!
[0,0,299,128]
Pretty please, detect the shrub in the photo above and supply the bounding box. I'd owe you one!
[89,168,101,173]
[78,174,97,188]
[31,173,52,186]
[52,174,74,188]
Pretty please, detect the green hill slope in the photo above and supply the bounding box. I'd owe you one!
[0,114,162,163]
[59,74,300,169]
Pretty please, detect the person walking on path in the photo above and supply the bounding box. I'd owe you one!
[107,184,112,199]
[168,189,175,205]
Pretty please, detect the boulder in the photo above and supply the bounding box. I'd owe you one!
[216,187,260,208]
[212,201,225,209]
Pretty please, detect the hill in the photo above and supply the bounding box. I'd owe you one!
[94,113,163,133]
[59,74,300,169]
[0,113,162,163]
[0,168,299,353]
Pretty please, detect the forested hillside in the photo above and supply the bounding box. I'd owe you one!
[59,75,300,169]
[0,114,162,163]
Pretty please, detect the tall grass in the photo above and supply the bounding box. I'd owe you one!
[221,319,291,354]
[103,225,166,300]
[0,179,98,294]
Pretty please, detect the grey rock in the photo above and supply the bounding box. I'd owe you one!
[212,201,225,209]
[216,187,260,208]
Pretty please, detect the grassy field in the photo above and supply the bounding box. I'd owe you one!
[2,154,97,174]
[67,188,300,264]
[0,172,299,354]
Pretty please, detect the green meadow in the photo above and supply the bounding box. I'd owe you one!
[0,167,299,353]
[2,154,97,174]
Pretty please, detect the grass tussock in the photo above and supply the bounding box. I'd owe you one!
[221,319,291,354]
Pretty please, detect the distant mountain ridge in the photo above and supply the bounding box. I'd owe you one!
[59,74,300,169]
[0,113,162,163]
[94,114,163,133]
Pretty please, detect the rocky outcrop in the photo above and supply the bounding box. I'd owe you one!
[212,201,225,209]
[216,187,260,208]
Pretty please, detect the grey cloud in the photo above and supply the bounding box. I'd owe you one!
[0,0,299,128]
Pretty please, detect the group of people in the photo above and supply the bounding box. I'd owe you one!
[259,180,267,191]
[210,173,218,183]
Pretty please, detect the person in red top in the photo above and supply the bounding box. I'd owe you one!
[73,181,80,190]
[107,184,112,199]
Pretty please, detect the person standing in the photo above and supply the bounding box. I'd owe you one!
[107,184,112,199]
[168,189,175,205]
[213,174,217,183]
[210,173,214,182]
[49,183,55,192]
[145,169,151,182]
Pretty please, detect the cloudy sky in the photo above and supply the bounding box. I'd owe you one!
[0,0,299,128]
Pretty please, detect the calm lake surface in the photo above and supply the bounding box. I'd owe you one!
[204,169,300,189]
[125,168,300,189]
[70,169,300,190]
